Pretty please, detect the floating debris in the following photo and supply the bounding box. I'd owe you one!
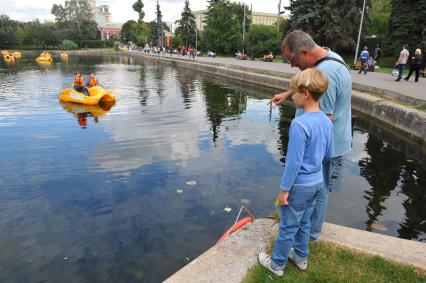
[186,180,197,186]
[186,257,190,261]
[224,207,232,212]
[406,159,414,163]
[371,222,387,232]
[63,257,68,260]
[176,189,184,194]
[240,199,250,205]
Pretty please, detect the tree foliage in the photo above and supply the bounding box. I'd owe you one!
[387,0,426,54]
[366,0,391,38]
[0,15,18,47]
[203,0,251,54]
[121,20,138,43]
[175,0,196,48]
[51,0,97,46]
[132,0,145,28]
[286,0,371,53]
[246,25,281,58]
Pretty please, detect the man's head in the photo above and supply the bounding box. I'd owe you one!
[90,74,95,78]
[289,68,329,108]
[281,30,318,70]
[364,46,368,50]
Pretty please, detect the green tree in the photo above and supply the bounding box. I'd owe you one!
[51,0,97,46]
[0,15,18,47]
[207,0,221,9]
[170,35,182,49]
[286,0,371,53]
[121,20,138,43]
[175,0,196,48]
[203,0,251,54]
[155,0,163,47]
[387,0,426,54]
[132,0,145,28]
[366,0,391,38]
[246,25,281,59]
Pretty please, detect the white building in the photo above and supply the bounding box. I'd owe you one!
[193,10,287,31]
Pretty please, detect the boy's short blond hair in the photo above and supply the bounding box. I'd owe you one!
[289,68,329,101]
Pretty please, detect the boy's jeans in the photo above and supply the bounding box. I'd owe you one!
[310,156,343,240]
[271,183,322,270]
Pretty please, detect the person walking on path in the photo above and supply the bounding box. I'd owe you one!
[358,46,369,75]
[374,44,381,65]
[259,68,333,277]
[271,30,352,241]
[404,48,423,82]
[395,44,410,81]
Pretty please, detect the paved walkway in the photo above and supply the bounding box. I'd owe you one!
[135,52,425,104]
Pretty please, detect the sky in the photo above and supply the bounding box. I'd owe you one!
[1,0,290,24]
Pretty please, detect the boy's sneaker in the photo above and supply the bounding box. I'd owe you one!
[288,248,308,271]
[258,252,284,277]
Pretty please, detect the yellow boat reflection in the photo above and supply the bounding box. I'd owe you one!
[60,101,115,128]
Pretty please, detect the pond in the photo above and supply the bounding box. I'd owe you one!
[0,54,425,283]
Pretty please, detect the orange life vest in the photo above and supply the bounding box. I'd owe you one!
[73,75,84,87]
[88,77,98,87]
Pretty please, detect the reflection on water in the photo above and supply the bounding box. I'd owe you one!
[0,55,425,283]
[60,101,115,129]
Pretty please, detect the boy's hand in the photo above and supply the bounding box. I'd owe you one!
[269,90,293,106]
[278,191,289,206]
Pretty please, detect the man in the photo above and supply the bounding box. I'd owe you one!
[271,30,352,240]
[374,44,381,65]
[358,46,369,75]
[395,44,409,82]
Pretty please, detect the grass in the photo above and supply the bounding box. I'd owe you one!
[242,240,426,283]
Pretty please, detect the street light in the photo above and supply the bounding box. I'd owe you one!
[195,28,198,51]
[354,0,366,64]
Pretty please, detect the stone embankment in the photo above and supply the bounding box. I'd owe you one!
[164,219,426,283]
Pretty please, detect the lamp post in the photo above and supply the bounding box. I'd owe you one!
[242,5,246,54]
[354,0,366,64]
[195,28,198,51]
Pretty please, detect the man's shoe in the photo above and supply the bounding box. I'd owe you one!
[404,78,409,81]
[395,78,401,81]
[288,248,308,271]
[258,252,284,277]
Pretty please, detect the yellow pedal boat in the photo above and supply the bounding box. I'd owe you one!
[36,55,53,62]
[3,53,15,62]
[59,86,116,105]
[13,51,22,58]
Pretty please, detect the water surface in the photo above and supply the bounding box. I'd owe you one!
[0,55,424,282]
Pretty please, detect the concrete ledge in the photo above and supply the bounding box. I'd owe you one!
[164,219,275,283]
[351,90,426,142]
[320,223,426,270]
[164,219,426,283]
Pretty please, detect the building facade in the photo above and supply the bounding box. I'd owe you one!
[193,10,287,31]
[93,3,121,40]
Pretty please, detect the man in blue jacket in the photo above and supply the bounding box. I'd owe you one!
[358,46,369,74]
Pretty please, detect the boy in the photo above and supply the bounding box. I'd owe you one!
[259,68,333,277]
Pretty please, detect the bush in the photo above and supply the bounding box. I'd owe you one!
[246,25,281,59]
[61,39,78,50]
[80,40,106,48]
[114,42,120,51]
[105,39,115,48]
